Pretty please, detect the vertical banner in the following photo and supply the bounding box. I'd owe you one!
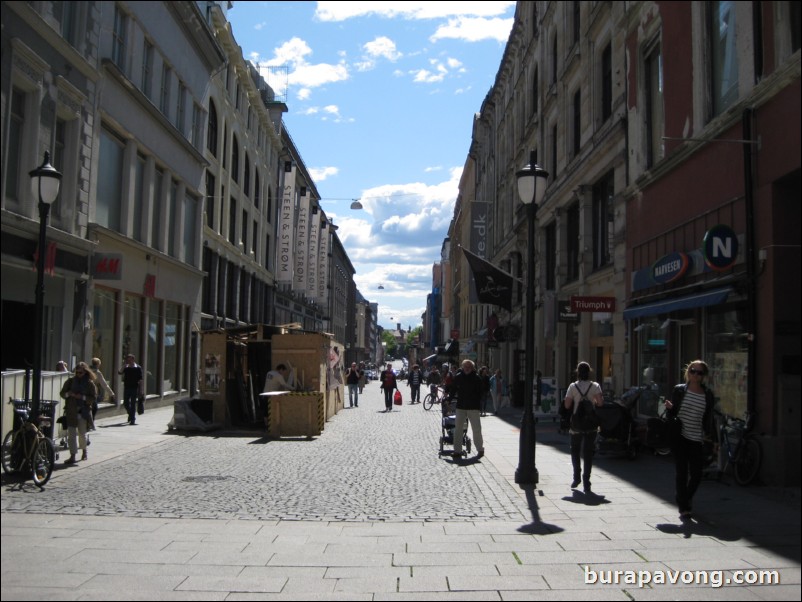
[307,206,320,301]
[294,188,310,294]
[469,201,489,304]
[276,161,296,283]
[318,216,330,304]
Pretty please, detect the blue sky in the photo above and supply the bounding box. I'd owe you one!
[227,1,515,330]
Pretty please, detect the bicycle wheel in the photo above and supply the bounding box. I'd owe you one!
[31,437,55,488]
[423,394,435,411]
[734,436,761,486]
[2,430,22,474]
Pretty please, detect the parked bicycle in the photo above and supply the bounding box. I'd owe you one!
[423,386,447,411]
[2,399,58,488]
[716,410,761,485]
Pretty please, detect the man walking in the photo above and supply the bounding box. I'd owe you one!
[118,354,143,425]
[346,362,362,407]
[450,359,484,461]
[407,364,423,404]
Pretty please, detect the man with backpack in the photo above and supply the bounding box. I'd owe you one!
[563,361,604,493]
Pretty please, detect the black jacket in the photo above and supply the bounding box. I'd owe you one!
[451,369,483,410]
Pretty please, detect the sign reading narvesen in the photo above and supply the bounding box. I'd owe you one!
[570,296,616,313]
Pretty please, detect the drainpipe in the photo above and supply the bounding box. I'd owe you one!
[742,108,757,417]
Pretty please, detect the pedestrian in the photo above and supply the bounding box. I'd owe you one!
[90,357,116,413]
[118,353,144,425]
[563,361,604,493]
[56,360,69,372]
[264,364,293,393]
[490,369,506,414]
[59,362,97,464]
[427,364,442,399]
[479,366,491,416]
[407,364,423,403]
[358,362,367,394]
[450,359,485,461]
[346,362,362,407]
[380,362,398,412]
[443,363,455,398]
[665,360,716,521]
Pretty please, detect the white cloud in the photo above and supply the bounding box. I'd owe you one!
[256,37,350,97]
[309,166,339,182]
[315,2,515,21]
[430,16,514,43]
[364,36,403,61]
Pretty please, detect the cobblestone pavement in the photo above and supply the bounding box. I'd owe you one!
[1,385,529,522]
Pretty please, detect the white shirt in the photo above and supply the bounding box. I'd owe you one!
[263,370,290,393]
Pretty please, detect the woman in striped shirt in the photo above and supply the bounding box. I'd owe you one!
[665,360,716,521]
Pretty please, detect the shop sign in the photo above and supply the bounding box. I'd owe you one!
[703,224,739,271]
[92,253,123,280]
[571,296,616,313]
[558,300,580,322]
[651,252,690,285]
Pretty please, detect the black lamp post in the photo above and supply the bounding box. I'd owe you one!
[29,151,62,418]
[514,151,548,485]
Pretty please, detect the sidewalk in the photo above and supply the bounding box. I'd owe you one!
[2,397,800,600]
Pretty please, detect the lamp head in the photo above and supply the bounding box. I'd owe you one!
[516,159,549,206]
[29,151,62,205]
[350,199,363,210]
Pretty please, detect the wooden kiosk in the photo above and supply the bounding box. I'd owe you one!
[199,326,344,436]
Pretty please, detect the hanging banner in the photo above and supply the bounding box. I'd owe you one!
[462,246,516,311]
[294,188,310,294]
[307,206,320,301]
[276,161,296,283]
[469,201,489,304]
[317,216,330,304]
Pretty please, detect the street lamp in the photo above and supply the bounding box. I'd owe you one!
[514,151,548,485]
[29,151,62,418]
[350,199,363,210]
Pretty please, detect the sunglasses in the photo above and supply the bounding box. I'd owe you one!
[689,368,707,376]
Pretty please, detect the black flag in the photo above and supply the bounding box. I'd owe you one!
[461,247,516,311]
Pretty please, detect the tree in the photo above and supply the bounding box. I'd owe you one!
[381,330,397,357]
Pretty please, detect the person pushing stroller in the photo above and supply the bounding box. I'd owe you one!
[449,359,485,461]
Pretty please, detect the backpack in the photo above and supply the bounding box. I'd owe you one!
[570,383,600,432]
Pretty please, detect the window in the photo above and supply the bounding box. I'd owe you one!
[645,42,664,168]
[184,194,197,265]
[231,135,239,183]
[254,170,260,209]
[244,153,250,197]
[242,209,248,251]
[175,81,186,134]
[205,171,216,230]
[252,219,258,255]
[207,99,218,156]
[229,196,237,244]
[552,34,558,84]
[191,103,203,148]
[160,64,171,116]
[164,302,182,393]
[133,154,146,242]
[592,171,614,270]
[708,0,739,117]
[168,180,178,257]
[531,67,539,117]
[152,168,164,248]
[566,204,580,282]
[58,1,80,48]
[572,89,581,157]
[112,5,128,71]
[92,288,116,383]
[572,1,581,46]
[601,43,612,122]
[97,128,124,231]
[5,87,25,202]
[122,295,143,361]
[551,124,558,179]
[545,223,556,290]
[146,300,161,394]
[142,40,153,98]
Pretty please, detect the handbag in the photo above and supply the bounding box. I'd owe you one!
[137,394,145,415]
[393,390,403,405]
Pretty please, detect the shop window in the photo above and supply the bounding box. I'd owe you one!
[92,288,117,382]
[147,299,162,395]
[705,305,749,418]
[122,296,143,362]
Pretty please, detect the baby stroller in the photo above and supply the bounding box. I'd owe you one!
[595,390,640,460]
[438,397,471,457]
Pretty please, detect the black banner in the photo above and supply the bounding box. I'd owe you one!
[461,247,516,311]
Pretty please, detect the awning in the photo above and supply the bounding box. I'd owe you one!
[623,287,732,320]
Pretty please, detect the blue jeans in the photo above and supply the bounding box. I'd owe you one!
[410,385,420,403]
[570,431,597,486]
[124,387,138,423]
[348,384,359,406]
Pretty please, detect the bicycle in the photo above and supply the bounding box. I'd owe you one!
[2,399,58,488]
[717,410,761,486]
[423,386,447,411]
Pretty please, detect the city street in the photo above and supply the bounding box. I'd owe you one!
[2,382,800,600]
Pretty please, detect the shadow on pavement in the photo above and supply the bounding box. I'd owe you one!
[517,485,565,535]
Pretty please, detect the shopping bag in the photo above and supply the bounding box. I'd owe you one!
[137,395,145,415]
[393,390,403,405]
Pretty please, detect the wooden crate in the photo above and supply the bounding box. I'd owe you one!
[263,391,324,438]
